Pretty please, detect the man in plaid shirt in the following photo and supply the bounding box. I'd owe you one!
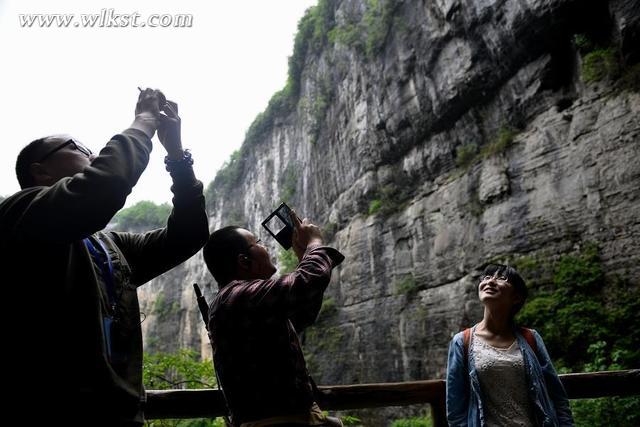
[203,215,344,426]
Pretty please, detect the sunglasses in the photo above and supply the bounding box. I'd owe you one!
[38,138,93,163]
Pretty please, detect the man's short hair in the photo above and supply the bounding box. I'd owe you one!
[203,226,250,287]
[15,138,49,189]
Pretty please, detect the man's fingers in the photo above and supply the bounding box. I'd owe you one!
[155,90,167,106]
[141,88,156,102]
[137,88,166,106]
[162,100,178,119]
[291,210,302,228]
[136,88,165,115]
[165,100,178,115]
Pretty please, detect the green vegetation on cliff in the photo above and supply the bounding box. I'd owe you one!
[575,33,640,92]
[153,293,181,320]
[582,48,620,83]
[328,0,398,58]
[206,0,401,205]
[455,126,517,170]
[366,166,415,217]
[513,243,640,426]
[394,275,418,296]
[114,200,171,230]
[206,1,336,204]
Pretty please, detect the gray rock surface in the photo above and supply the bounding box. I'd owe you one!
[136,0,639,423]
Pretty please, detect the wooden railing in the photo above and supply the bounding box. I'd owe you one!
[146,369,640,426]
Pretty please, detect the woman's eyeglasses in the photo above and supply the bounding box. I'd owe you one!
[481,274,509,283]
[38,139,93,163]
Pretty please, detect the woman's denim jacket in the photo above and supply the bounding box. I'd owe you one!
[446,326,574,426]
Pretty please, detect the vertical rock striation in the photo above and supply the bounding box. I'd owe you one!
[138,1,639,421]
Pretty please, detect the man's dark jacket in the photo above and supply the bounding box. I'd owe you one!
[0,129,208,424]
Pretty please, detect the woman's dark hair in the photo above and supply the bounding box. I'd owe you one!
[202,226,250,287]
[481,264,528,319]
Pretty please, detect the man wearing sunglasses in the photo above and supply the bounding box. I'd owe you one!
[0,89,209,426]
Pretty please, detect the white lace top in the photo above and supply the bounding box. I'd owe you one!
[473,331,535,427]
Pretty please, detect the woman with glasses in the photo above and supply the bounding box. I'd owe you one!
[446,264,574,426]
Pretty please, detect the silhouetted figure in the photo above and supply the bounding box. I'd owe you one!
[446,264,574,426]
[0,89,208,426]
[203,216,344,427]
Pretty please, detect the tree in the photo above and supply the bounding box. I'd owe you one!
[113,200,171,230]
[143,349,225,427]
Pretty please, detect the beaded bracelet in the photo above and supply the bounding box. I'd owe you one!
[164,149,193,171]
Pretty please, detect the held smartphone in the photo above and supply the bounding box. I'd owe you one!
[262,202,299,249]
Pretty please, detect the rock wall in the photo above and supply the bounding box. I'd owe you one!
[137,0,639,421]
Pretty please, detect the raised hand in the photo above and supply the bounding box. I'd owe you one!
[133,88,164,138]
[135,88,164,118]
[157,100,183,160]
[291,211,324,262]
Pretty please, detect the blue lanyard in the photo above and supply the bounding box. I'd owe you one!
[84,236,119,361]
[84,236,116,310]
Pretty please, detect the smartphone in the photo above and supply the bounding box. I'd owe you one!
[262,202,298,249]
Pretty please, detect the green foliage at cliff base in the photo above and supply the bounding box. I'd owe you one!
[146,419,224,427]
[513,243,640,426]
[143,349,216,390]
[143,350,225,427]
[391,413,433,427]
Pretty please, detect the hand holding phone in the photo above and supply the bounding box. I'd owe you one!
[262,203,323,258]
[262,203,297,249]
[291,215,323,261]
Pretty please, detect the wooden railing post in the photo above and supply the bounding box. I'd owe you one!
[430,396,448,427]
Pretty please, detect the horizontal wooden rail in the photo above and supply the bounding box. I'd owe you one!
[146,369,639,423]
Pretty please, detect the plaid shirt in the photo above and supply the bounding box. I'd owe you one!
[207,245,344,424]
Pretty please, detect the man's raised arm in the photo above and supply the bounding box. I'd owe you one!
[6,89,164,243]
[109,98,209,286]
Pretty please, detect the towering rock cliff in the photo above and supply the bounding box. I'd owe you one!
[138,0,639,416]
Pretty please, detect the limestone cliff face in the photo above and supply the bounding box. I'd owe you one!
[138,0,639,395]
[138,254,213,358]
